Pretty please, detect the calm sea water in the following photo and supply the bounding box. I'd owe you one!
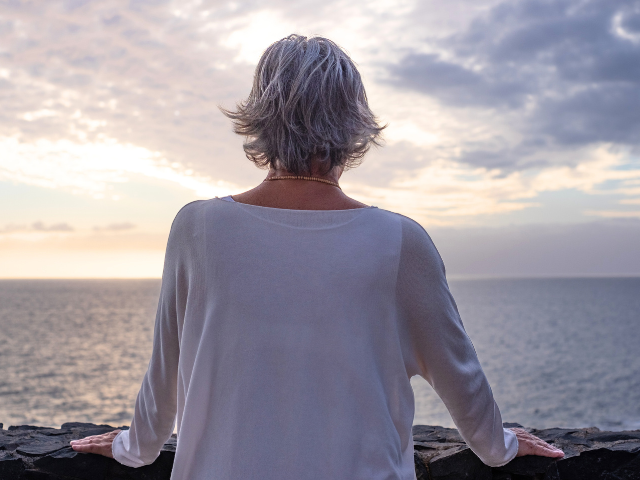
[0,278,639,431]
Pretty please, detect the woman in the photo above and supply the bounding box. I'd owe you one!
[70,34,564,479]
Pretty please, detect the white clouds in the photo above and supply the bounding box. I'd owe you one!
[383,121,441,148]
[0,0,639,227]
[20,110,58,121]
[221,10,297,65]
[0,136,242,199]
[612,9,640,44]
[346,146,640,225]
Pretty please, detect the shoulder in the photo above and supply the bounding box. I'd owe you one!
[171,200,205,228]
[376,210,445,273]
[376,210,439,251]
[166,200,213,247]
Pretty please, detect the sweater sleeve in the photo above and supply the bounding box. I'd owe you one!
[111,204,195,467]
[396,217,518,467]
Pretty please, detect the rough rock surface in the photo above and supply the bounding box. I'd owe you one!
[413,423,640,480]
[1,422,639,479]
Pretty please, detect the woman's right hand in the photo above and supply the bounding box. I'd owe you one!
[509,428,565,458]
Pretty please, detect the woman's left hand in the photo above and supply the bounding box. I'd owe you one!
[69,429,121,458]
[509,427,564,458]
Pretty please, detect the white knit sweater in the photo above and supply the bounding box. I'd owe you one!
[112,197,517,479]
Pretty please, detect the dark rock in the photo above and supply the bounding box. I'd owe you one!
[558,433,592,447]
[531,428,581,442]
[0,452,26,480]
[412,425,464,443]
[603,453,640,480]
[414,450,430,480]
[544,462,561,480]
[492,473,512,480]
[1,422,640,479]
[107,450,174,480]
[61,422,115,430]
[37,429,73,437]
[162,436,177,453]
[21,470,69,480]
[428,446,492,480]
[7,426,52,431]
[496,455,556,476]
[495,474,513,480]
[557,447,637,480]
[610,442,640,454]
[503,423,524,429]
[0,438,21,451]
[61,423,118,438]
[588,432,640,443]
[34,446,112,480]
[0,423,176,480]
[16,439,68,457]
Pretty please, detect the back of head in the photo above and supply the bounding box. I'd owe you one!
[221,34,384,175]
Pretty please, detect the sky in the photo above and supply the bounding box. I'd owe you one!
[1,0,640,278]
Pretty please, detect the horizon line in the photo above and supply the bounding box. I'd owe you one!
[1,274,640,281]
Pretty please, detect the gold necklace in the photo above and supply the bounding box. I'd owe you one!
[265,175,341,189]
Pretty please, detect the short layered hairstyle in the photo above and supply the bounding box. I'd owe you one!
[221,34,384,175]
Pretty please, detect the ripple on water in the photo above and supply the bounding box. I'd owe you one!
[0,278,639,430]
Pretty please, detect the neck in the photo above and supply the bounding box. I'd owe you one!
[266,164,343,184]
[230,164,368,210]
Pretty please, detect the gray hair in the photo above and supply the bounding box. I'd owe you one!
[220,34,384,175]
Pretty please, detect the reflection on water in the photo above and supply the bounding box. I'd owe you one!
[0,280,160,427]
[1,278,639,430]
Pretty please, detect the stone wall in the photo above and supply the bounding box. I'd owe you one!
[1,422,639,479]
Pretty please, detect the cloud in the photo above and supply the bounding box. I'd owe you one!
[430,219,640,277]
[1,0,639,224]
[0,223,165,251]
[585,210,640,218]
[390,53,529,109]
[0,0,258,183]
[388,0,640,168]
[0,221,74,234]
[32,221,74,232]
[0,136,242,198]
[93,222,136,232]
[347,145,640,225]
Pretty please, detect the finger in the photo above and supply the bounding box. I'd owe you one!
[520,432,562,452]
[70,431,116,445]
[521,439,546,456]
[535,439,563,452]
[533,442,564,457]
[543,445,565,457]
[70,436,96,444]
[70,439,92,446]
[535,448,564,458]
[71,442,99,453]
[72,441,112,456]
[532,439,553,450]
[540,442,562,453]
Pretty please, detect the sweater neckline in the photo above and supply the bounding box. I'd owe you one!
[213,196,377,213]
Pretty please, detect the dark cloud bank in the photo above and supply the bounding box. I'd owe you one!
[431,219,640,276]
[391,0,640,170]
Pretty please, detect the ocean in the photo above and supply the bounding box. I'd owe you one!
[0,278,639,431]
